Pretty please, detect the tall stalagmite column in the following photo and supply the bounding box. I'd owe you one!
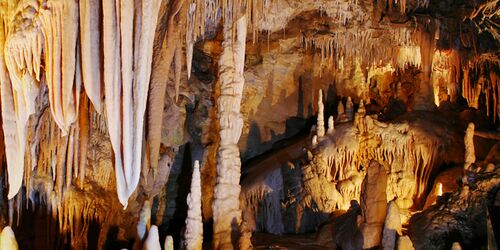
[212,12,247,249]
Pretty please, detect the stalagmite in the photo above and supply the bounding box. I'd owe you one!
[361,160,387,249]
[452,242,463,250]
[143,225,161,250]
[346,97,354,121]
[436,182,443,196]
[327,116,334,134]
[164,235,174,250]
[212,13,247,249]
[312,135,318,147]
[337,100,348,123]
[185,160,203,250]
[0,226,18,250]
[137,200,152,241]
[79,0,102,111]
[382,201,402,250]
[317,90,325,137]
[464,123,475,170]
[397,236,415,250]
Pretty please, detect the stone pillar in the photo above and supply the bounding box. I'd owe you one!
[361,160,388,249]
[317,90,325,137]
[212,13,247,249]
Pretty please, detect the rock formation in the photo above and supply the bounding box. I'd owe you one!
[212,12,247,249]
[346,97,354,121]
[185,160,203,250]
[0,226,18,250]
[164,236,174,250]
[317,90,325,137]
[382,201,402,250]
[397,236,415,250]
[0,0,497,249]
[360,160,388,249]
[464,122,476,170]
[328,116,335,134]
[143,225,161,250]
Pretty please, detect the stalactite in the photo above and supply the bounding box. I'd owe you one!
[148,0,186,176]
[78,95,90,187]
[303,27,415,70]
[212,12,247,249]
[0,2,43,199]
[462,54,499,124]
[39,0,80,134]
[79,0,102,112]
[103,0,163,207]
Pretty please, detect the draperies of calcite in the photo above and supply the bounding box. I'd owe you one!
[212,13,247,249]
[0,3,40,199]
[39,0,81,135]
[103,0,163,207]
[79,0,102,112]
[462,54,499,124]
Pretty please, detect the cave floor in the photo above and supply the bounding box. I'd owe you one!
[252,233,332,249]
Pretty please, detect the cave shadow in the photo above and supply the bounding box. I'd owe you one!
[7,190,110,250]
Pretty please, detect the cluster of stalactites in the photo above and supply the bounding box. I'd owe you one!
[302,27,416,71]
[462,54,499,123]
[0,0,163,206]
[431,49,461,106]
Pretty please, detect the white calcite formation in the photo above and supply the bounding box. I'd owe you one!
[39,0,81,134]
[0,0,162,204]
[328,116,335,134]
[79,0,102,111]
[143,225,161,250]
[102,0,163,207]
[185,160,203,250]
[0,1,41,199]
[464,123,476,170]
[317,90,325,137]
[212,13,247,249]
[0,226,18,250]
